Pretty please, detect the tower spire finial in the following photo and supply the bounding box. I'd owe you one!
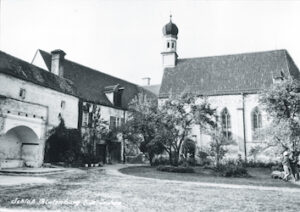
[170,14,172,22]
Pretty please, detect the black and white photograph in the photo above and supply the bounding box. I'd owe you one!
[0,0,300,211]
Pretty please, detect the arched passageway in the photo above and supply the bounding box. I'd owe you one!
[0,125,40,167]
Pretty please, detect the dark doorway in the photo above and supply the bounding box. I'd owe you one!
[96,144,107,164]
[109,142,121,163]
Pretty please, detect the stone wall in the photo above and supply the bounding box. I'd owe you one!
[159,93,268,160]
[0,74,78,129]
[0,73,79,167]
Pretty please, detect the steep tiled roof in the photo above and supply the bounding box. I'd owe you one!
[0,51,76,96]
[38,50,156,109]
[142,84,161,97]
[159,49,300,98]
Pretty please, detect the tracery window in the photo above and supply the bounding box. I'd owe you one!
[221,108,231,139]
[251,107,262,131]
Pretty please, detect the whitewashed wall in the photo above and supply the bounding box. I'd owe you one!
[0,73,79,167]
[0,74,78,129]
[159,93,267,159]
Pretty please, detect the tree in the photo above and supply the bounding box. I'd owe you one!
[82,106,109,161]
[206,124,235,167]
[258,78,300,153]
[126,93,216,166]
[127,94,164,165]
[154,93,215,166]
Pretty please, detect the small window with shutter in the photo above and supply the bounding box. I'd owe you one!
[82,111,89,127]
[110,116,117,130]
[61,100,66,109]
[19,88,26,99]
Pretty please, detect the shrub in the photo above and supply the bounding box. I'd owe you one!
[81,153,101,165]
[196,150,212,166]
[198,151,209,160]
[179,157,196,167]
[246,160,280,168]
[152,157,170,166]
[45,119,82,164]
[271,165,283,172]
[215,162,249,177]
[126,154,146,164]
[157,165,195,173]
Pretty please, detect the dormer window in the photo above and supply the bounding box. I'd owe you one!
[104,84,124,107]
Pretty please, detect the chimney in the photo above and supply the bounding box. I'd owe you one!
[142,77,151,86]
[51,49,66,77]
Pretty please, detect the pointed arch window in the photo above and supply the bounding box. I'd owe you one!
[251,107,262,131]
[167,42,170,48]
[221,108,231,139]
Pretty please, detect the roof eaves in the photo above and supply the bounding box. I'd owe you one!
[158,88,261,98]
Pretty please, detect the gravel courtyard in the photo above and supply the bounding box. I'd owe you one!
[1,164,300,212]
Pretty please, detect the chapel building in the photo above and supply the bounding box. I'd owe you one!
[158,17,300,160]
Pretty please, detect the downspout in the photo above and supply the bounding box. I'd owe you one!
[242,93,247,163]
[122,109,126,163]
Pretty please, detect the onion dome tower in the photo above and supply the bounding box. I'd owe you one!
[161,15,179,68]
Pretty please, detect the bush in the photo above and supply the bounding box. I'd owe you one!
[179,157,196,167]
[81,153,101,165]
[157,165,195,173]
[198,151,209,160]
[197,150,212,166]
[246,160,280,168]
[152,157,170,166]
[45,119,82,164]
[126,154,146,164]
[271,165,283,172]
[215,162,249,177]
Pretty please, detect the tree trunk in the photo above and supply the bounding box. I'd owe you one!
[169,151,172,165]
[216,149,220,168]
[149,152,154,166]
[172,151,180,166]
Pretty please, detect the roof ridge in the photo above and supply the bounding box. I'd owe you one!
[0,50,77,97]
[0,50,62,78]
[282,50,291,77]
[179,49,287,61]
[38,49,142,87]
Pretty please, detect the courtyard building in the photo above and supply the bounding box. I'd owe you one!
[32,49,155,164]
[0,51,79,168]
[158,17,300,160]
[0,48,155,168]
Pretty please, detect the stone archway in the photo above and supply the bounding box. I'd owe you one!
[0,125,41,168]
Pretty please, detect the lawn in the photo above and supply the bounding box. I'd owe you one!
[0,165,300,211]
[120,165,300,188]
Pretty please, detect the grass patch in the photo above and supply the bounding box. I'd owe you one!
[157,165,194,173]
[120,166,300,188]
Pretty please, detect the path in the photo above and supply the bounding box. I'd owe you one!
[109,164,300,193]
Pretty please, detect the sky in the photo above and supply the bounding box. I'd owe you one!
[1,0,300,85]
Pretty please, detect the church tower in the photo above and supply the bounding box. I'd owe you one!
[161,15,179,68]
